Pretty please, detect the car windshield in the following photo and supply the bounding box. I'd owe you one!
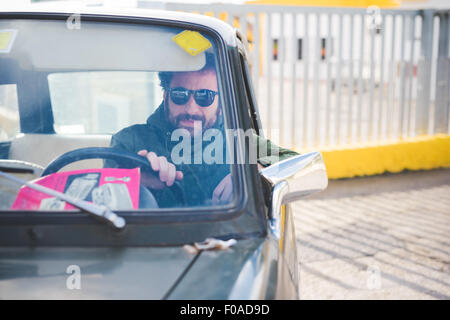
[0,18,239,214]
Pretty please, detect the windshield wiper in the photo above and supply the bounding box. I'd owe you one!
[0,169,126,230]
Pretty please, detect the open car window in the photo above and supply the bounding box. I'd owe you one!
[0,18,239,214]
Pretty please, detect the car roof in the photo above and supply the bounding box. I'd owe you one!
[0,4,238,47]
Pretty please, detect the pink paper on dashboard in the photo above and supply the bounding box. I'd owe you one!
[11,168,141,210]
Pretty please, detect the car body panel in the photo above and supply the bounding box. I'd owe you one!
[0,246,197,299]
[168,237,274,300]
[169,209,299,300]
[0,237,298,299]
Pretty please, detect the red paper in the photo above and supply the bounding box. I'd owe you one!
[11,168,140,210]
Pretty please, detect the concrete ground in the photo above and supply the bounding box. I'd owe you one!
[292,168,450,299]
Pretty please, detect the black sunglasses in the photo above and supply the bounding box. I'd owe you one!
[169,87,218,107]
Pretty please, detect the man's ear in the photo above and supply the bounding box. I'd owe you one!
[163,91,171,116]
[216,107,224,128]
[163,91,170,111]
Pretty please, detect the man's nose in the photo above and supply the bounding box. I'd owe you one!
[184,94,201,114]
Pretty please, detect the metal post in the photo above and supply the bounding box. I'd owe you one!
[254,12,260,98]
[399,15,407,139]
[387,14,397,140]
[416,9,434,136]
[279,12,285,145]
[348,14,355,144]
[357,14,365,143]
[434,12,449,133]
[336,14,344,145]
[291,13,297,149]
[314,13,321,147]
[302,13,309,148]
[266,13,272,136]
[368,17,376,141]
[407,14,417,137]
[377,14,386,141]
[325,13,332,146]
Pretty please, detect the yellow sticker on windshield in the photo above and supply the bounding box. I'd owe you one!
[0,30,17,53]
[173,30,212,56]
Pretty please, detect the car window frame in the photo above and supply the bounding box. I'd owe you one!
[231,37,270,221]
[235,33,264,137]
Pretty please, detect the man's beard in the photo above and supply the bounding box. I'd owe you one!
[166,101,220,135]
[174,113,205,128]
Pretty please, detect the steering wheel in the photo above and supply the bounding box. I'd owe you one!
[42,147,186,206]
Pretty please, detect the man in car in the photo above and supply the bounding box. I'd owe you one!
[106,53,298,207]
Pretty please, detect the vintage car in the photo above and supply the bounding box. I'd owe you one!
[0,5,327,299]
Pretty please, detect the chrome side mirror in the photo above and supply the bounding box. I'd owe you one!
[260,151,328,203]
[260,152,328,238]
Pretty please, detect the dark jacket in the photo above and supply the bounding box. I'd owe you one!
[105,103,298,207]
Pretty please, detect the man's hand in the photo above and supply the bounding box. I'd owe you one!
[212,173,233,205]
[138,150,183,189]
[212,164,264,205]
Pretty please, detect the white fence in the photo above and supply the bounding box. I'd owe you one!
[147,3,450,150]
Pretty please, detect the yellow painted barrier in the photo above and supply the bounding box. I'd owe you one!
[313,134,450,179]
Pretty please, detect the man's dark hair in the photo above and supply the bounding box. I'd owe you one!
[158,52,217,91]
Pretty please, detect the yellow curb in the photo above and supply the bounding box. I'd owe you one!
[309,134,450,179]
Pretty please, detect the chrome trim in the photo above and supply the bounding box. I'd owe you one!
[269,181,288,240]
[260,152,326,185]
[0,159,44,176]
[260,152,328,240]
[283,153,328,204]
[261,152,328,218]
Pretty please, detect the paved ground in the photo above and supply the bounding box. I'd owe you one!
[292,168,450,299]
